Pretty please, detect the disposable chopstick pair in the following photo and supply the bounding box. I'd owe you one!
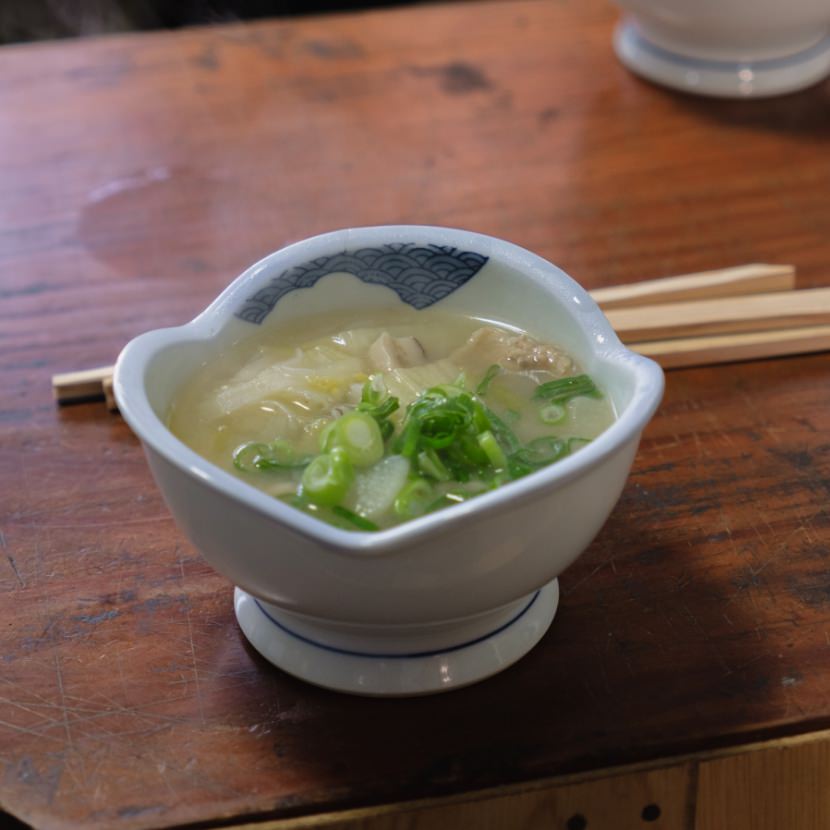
[51,262,826,408]
[590,263,795,310]
[609,286,830,342]
[52,366,118,409]
[594,264,830,368]
[633,324,830,369]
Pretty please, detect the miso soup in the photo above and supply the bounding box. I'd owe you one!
[168,308,615,530]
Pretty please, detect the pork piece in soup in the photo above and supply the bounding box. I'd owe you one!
[168,309,615,531]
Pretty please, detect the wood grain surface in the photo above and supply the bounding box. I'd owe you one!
[2,1,830,828]
[224,730,830,829]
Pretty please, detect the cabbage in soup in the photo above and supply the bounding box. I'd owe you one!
[168,308,615,530]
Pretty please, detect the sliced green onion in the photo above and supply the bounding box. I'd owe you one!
[539,403,566,425]
[331,505,379,531]
[237,359,602,533]
[533,374,600,404]
[416,405,470,448]
[443,455,471,482]
[233,440,311,472]
[508,437,569,479]
[233,442,271,471]
[454,434,489,468]
[301,447,353,506]
[466,396,491,433]
[418,448,451,481]
[507,454,534,480]
[356,376,399,438]
[322,411,384,467]
[475,364,501,396]
[358,375,386,408]
[362,393,398,421]
[358,392,399,422]
[481,404,521,454]
[477,430,507,470]
[394,479,434,518]
[319,421,338,452]
[395,418,421,458]
[527,436,570,463]
[429,383,466,399]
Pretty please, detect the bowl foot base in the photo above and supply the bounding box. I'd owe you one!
[614,19,830,98]
[234,579,559,696]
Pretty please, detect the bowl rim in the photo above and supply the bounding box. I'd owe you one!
[114,225,664,555]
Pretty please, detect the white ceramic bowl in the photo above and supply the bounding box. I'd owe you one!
[613,0,830,97]
[114,226,663,695]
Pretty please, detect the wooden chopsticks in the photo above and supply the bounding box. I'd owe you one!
[590,263,795,310]
[607,286,830,342]
[52,366,118,408]
[632,324,830,369]
[52,366,115,404]
[51,262,827,409]
[591,263,830,369]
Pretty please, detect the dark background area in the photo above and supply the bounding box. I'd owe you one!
[0,0,429,44]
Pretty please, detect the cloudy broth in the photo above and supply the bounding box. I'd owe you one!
[168,308,615,530]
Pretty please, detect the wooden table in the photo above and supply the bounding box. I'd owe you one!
[2,2,830,828]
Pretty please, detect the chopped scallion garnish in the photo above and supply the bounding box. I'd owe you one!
[477,430,507,470]
[394,478,434,518]
[331,505,379,531]
[475,364,501,396]
[321,411,384,467]
[539,403,566,425]
[534,374,600,404]
[300,447,353,506]
[235,366,602,530]
[356,376,399,439]
[418,448,451,481]
[233,440,311,472]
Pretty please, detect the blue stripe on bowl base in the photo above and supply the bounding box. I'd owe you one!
[235,244,489,324]
[253,591,540,660]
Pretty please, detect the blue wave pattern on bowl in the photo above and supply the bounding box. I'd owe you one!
[235,243,489,324]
